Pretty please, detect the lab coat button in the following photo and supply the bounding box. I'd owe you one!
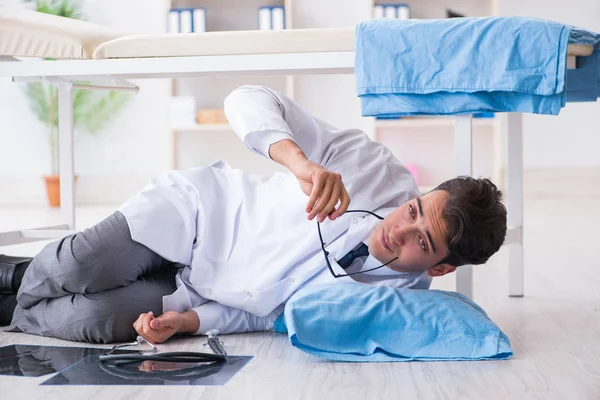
[208,289,213,295]
[353,218,358,223]
[289,278,295,283]
[247,292,252,297]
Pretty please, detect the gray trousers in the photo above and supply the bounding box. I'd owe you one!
[6,211,178,344]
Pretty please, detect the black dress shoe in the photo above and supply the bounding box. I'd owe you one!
[0,255,33,295]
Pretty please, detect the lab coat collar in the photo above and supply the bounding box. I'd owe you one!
[328,206,396,280]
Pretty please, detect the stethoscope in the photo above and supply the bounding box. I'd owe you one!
[98,330,228,380]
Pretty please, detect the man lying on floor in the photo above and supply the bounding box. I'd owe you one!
[0,85,507,344]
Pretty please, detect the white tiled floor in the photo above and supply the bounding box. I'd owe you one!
[1,174,599,399]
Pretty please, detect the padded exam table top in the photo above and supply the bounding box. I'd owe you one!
[0,8,592,60]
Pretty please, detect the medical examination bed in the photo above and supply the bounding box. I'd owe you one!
[0,8,593,298]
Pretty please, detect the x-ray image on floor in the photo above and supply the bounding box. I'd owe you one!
[41,354,253,386]
[0,344,106,378]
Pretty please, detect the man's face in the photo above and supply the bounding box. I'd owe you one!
[367,190,455,276]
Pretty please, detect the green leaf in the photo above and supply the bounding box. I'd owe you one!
[81,91,134,133]
[23,83,54,127]
[28,0,82,19]
[71,87,94,129]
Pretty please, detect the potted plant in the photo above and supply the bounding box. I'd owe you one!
[22,0,133,206]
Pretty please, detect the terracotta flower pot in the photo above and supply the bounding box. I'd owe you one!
[43,175,78,207]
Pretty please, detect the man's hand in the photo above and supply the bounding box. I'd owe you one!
[269,139,350,222]
[133,311,179,344]
[289,159,350,222]
[133,310,200,344]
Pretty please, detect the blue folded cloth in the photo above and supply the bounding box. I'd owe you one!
[355,17,600,117]
[274,283,512,362]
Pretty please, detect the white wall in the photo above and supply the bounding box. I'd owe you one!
[496,0,600,168]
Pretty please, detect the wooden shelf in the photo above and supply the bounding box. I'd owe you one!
[376,117,495,129]
[172,123,231,132]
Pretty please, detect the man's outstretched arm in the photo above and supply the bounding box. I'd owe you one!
[133,302,282,344]
[224,85,350,221]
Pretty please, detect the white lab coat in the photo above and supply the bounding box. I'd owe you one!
[118,85,428,335]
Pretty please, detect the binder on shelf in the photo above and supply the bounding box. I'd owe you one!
[258,7,271,30]
[397,5,410,20]
[168,8,206,33]
[193,8,206,32]
[168,9,179,34]
[258,6,286,31]
[180,9,193,33]
[384,5,397,19]
[272,6,285,30]
[373,4,411,20]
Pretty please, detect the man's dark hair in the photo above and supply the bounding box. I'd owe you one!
[434,176,507,267]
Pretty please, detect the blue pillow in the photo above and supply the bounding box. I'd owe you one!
[273,283,512,362]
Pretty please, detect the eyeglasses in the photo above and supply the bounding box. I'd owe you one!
[317,209,398,278]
